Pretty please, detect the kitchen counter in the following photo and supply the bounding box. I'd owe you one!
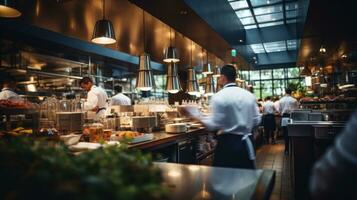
[155,162,275,200]
[288,121,345,137]
[128,127,206,150]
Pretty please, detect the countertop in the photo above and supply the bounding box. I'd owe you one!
[128,127,206,150]
[155,162,275,200]
[287,121,346,137]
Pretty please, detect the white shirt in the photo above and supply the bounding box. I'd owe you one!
[263,100,276,114]
[274,100,280,112]
[198,83,262,135]
[111,93,131,106]
[0,88,21,100]
[84,85,108,119]
[279,95,299,115]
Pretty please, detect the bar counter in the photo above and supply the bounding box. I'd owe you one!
[155,162,275,200]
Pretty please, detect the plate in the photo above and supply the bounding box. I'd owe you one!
[69,142,101,151]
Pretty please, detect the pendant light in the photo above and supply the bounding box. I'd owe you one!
[166,62,181,93]
[136,9,155,91]
[300,63,312,77]
[205,74,215,96]
[187,41,199,95]
[0,0,21,18]
[163,27,180,63]
[91,0,116,44]
[202,49,213,75]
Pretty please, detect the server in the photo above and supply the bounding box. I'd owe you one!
[262,96,276,144]
[279,88,299,154]
[0,79,21,100]
[79,77,108,120]
[111,85,131,106]
[183,65,261,169]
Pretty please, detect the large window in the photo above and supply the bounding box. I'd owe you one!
[243,67,304,99]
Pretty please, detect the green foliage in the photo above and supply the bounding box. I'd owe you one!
[0,138,168,200]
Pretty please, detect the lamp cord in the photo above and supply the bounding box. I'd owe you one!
[143,9,146,52]
[169,27,172,47]
[102,0,105,19]
[190,41,193,68]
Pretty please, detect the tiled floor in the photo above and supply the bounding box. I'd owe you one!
[256,140,293,200]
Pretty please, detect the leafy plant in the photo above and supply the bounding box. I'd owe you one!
[0,138,168,200]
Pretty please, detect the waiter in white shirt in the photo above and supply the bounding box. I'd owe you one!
[279,88,299,154]
[0,79,21,100]
[111,85,131,106]
[183,65,261,169]
[80,77,108,120]
[262,96,276,144]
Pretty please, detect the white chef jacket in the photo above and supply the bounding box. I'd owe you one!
[197,83,262,135]
[111,93,131,106]
[263,100,276,114]
[83,85,108,119]
[0,88,21,100]
[279,95,299,115]
[274,100,280,112]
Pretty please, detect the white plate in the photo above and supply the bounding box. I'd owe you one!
[129,133,154,144]
[69,142,101,151]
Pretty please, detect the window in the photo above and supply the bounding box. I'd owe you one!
[287,67,300,78]
[241,70,250,80]
[261,69,272,80]
[261,80,273,98]
[273,68,284,79]
[250,70,260,80]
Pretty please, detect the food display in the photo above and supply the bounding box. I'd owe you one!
[300,95,356,103]
[0,99,36,109]
[0,127,33,137]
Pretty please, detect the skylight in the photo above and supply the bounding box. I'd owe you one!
[250,40,299,54]
[228,0,299,30]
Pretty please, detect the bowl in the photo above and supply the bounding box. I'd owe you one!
[60,134,82,146]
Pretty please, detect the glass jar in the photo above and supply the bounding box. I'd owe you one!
[88,123,104,143]
[59,96,71,112]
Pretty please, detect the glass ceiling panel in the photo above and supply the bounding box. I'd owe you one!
[256,12,283,23]
[244,24,258,29]
[287,19,297,24]
[285,2,298,10]
[253,5,283,15]
[229,0,249,10]
[250,0,282,7]
[286,10,298,18]
[263,41,286,53]
[287,39,298,50]
[240,17,256,25]
[258,21,284,28]
[235,9,252,18]
[250,44,265,53]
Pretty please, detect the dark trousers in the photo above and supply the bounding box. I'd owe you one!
[282,113,290,153]
[264,114,276,143]
[213,134,255,169]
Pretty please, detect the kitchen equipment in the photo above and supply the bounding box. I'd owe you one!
[165,123,188,134]
[308,113,323,121]
[291,111,310,121]
[132,116,157,132]
[56,112,84,133]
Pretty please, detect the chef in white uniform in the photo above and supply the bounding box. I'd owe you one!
[279,88,299,154]
[111,85,131,106]
[182,65,261,169]
[0,79,21,100]
[80,77,108,120]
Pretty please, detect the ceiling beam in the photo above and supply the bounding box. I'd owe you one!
[245,23,297,44]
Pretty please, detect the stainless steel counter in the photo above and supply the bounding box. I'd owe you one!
[287,121,346,137]
[155,162,275,200]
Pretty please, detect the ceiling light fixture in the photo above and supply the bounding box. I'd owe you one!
[136,9,155,91]
[319,45,326,54]
[186,41,199,96]
[0,0,21,18]
[163,27,180,63]
[204,74,215,96]
[165,62,181,93]
[202,49,213,75]
[91,0,116,44]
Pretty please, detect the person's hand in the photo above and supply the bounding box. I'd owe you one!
[91,106,99,112]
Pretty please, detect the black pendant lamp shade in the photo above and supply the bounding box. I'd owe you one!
[91,0,116,44]
[166,62,181,93]
[300,65,312,77]
[164,46,179,63]
[0,0,21,18]
[204,74,215,96]
[163,28,180,63]
[187,68,200,95]
[136,53,155,91]
[202,50,213,75]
